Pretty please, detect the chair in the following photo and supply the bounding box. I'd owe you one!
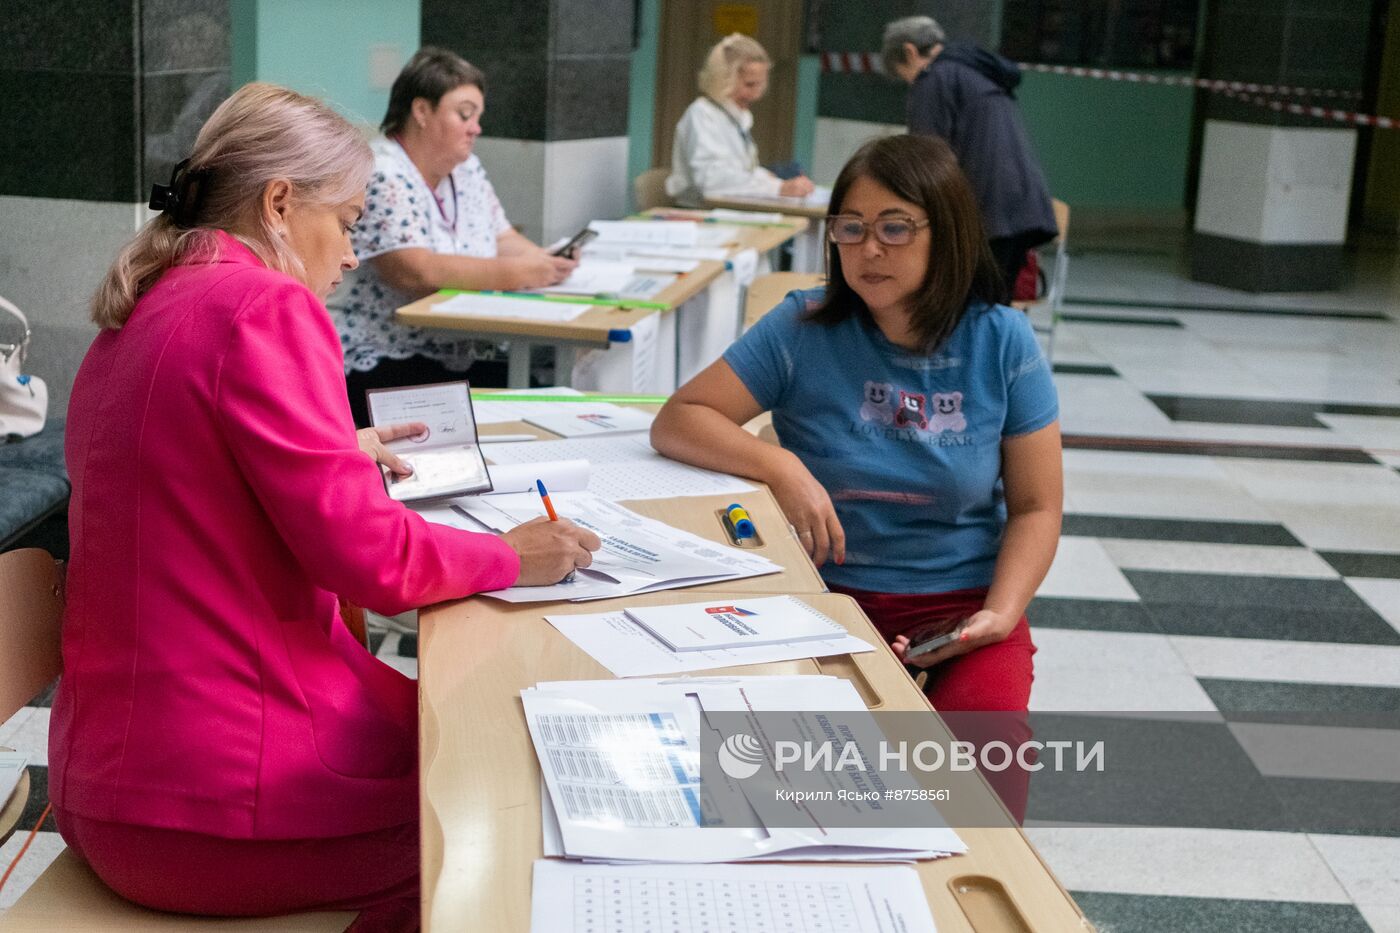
[743,272,826,331]
[633,167,672,211]
[1013,198,1070,362]
[0,548,353,932]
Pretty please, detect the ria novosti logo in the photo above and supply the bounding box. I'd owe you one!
[716,732,766,779]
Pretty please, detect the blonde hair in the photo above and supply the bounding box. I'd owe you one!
[697,34,770,100]
[92,83,373,329]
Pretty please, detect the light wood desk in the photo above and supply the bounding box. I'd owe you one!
[396,262,725,389]
[703,195,827,273]
[640,208,810,257]
[418,592,1089,932]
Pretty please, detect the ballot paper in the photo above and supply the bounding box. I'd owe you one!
[450,491,780,602]
[522,404,654,438]
[523,676,966,864]
[433,292,593,322]
[528,860,938,933]
[544,600,873,678]
[624,596,849,652]
[482,435,753,501]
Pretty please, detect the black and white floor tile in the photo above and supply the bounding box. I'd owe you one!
[5,239,1400,930]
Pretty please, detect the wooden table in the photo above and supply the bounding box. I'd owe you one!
[418,591,1090,931]
[396,262,725,389]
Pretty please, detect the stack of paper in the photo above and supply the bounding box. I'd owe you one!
[536,260,678,300]
[545,595,874,677]
[529,860,938,933]
[522,403,653,437]
[449,491,781,602]
[525,676,966,864]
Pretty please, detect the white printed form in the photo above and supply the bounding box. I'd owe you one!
[532,708,705,830]
[530,860,938,933]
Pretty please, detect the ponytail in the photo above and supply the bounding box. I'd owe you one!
[90,83,373,329]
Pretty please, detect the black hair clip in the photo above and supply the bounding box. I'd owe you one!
[148,158,209,228]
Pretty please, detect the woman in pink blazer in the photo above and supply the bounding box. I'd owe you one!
[49,83,598,931]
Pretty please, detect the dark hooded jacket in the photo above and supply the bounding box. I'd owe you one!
[907,42,1056,245]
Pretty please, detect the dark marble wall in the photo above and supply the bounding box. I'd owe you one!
[0,0,230,203]
[422,0,633,141]
[1199,0,1374,128]
[813,0,1000,124]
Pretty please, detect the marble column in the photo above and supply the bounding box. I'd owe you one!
[0,0,230,407]
[422,0,634,245]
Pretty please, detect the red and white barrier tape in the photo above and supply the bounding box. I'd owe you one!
[821,51,884,74]
[1019,62,1363,101]
[1219,87,1397,129]
[818,53,1393,128]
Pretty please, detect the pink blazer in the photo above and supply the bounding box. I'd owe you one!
[50,232,519,840]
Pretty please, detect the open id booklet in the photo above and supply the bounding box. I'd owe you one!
[366,381,492,502]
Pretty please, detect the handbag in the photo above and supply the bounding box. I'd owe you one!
[0,294,48,439]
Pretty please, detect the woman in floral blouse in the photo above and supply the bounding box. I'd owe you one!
[334,47,576,425]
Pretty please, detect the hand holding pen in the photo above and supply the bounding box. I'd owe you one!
[499,481,601,587]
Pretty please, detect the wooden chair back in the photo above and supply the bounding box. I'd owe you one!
[743,272,826,331]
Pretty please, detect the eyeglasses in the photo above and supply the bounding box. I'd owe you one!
[826,214,930,246]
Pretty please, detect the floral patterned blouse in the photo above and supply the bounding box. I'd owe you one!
[332,136,512,373]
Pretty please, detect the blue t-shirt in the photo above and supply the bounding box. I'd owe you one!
[723,288,1058,594]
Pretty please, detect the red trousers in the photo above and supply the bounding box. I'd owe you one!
[55,808,419,932]
[828,584,1037,823]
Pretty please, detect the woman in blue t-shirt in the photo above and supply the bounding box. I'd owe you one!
[651,134,1062,821]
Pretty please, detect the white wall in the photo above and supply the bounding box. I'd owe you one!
[811,117,904,187]
[475,136,630,246]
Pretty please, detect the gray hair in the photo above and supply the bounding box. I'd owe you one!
[881,16,946,76]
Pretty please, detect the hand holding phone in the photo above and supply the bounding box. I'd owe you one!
[904,620,966,662]
[552,227,597,259]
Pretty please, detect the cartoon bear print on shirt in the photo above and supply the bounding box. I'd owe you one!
[894,391,928,430]
[859,381,896,424]
[928,391,967,434]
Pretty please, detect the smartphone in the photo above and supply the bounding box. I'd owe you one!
[904,621,965,661]
[552,227,597,258]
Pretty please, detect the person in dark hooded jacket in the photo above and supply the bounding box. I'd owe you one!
[882,15,1057,297]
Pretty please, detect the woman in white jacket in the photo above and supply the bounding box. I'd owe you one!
[665,34,815,207]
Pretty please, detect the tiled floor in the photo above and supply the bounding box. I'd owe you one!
[4,233,1400,930]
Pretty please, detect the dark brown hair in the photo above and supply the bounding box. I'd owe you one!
[808,134,1003,353]
[381,47,486,136]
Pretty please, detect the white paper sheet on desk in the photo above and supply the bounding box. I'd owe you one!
[707,207,784,223]
[482,435,753,500]
[589,219,699,247]
[0,750,28,809]
[452,492,780,602]
[585,243,731,263]
[535,260,638,296]
[523,677,963,864]
[522,404,654,437]
[694,224,741,248]
[433,293,592,322]
[712,185,832,209]
[544,605,873,677]
[528,859,938,933]
[471,386,585,424]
